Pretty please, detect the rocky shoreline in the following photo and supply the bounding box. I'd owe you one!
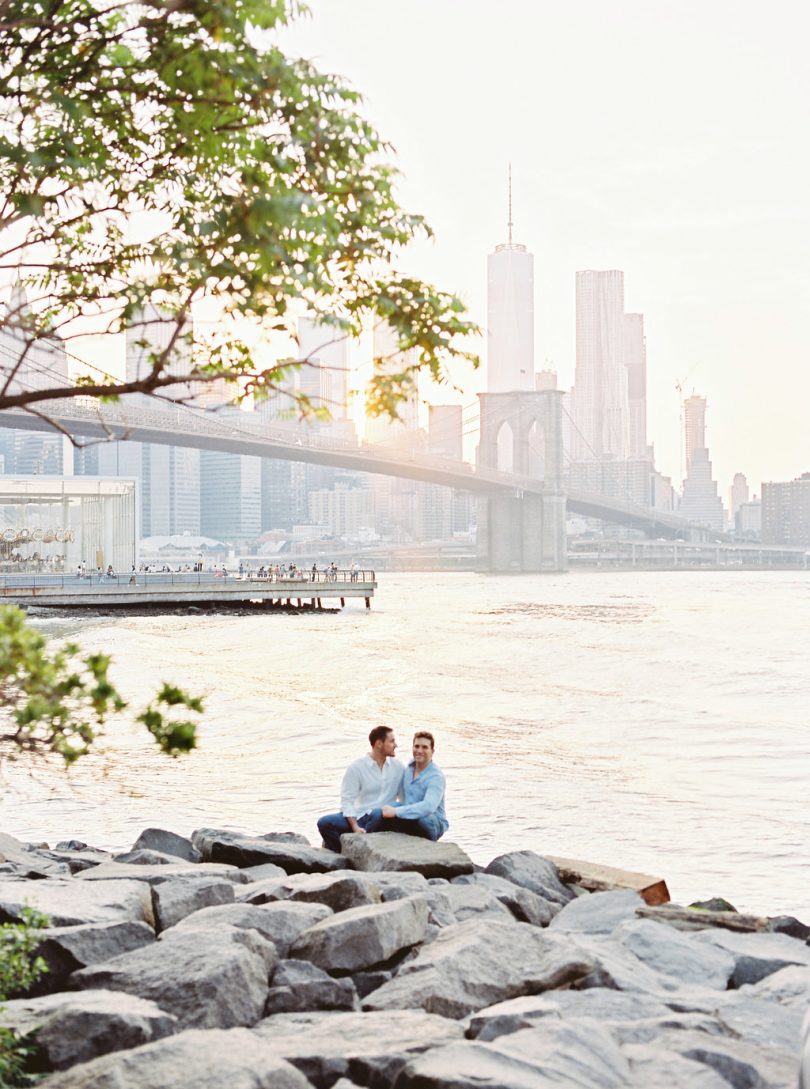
[1,827,808,1088]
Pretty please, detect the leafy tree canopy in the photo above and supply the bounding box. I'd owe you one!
[0,0,477,420]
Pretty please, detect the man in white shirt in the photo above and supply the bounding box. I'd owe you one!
[317,726,405,852]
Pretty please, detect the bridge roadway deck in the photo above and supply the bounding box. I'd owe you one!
[0,571,377,609]
[0,399,696,538]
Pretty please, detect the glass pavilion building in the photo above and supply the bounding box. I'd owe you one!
[0,477,136,574]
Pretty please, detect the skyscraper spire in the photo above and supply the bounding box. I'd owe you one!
[507,163,513,245]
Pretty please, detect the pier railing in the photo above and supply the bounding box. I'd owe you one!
[0,569,376,595]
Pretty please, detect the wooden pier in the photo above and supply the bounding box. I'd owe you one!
[0,570,377,611]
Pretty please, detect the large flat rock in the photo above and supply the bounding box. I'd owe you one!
[0,989,176,1071]
[36,1028,310,1089]
[452,873,557,926]
[253,1009,464,1088]
[614,917,735,989]
[77,861,248,886]
[0,877,152,928]
[193,828,352,874]
[693,927,810,986]
[291,895,428,973]
[237,871,381,913]
[173,901,331,957]
[30,921,155,993]
[396,1020,630,1089]
[340,832,473,879]
[150,877,235,931]
[466,989,673,1042]
[72,924,276,1029]
[549,889,643,935]
[363,917,595,1018]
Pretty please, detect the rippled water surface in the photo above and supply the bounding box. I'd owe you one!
[3,570,808,918]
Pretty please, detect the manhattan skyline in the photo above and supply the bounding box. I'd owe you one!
[280,0,810,494]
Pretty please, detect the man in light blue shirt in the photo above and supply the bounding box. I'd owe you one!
[366,731,448,841]
[317,726,405,852]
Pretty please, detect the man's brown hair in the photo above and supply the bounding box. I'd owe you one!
[413,730,435,750]
[368,725,393,747]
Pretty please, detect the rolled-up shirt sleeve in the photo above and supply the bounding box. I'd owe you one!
[394,771,445,820]
[340,762,362,817]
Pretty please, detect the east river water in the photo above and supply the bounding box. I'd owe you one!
[2,571,808,919]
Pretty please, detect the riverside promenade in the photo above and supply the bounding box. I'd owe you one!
[0,569,377,610]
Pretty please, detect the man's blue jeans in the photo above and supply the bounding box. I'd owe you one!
[364,809,445,841]
[317,811,375,853]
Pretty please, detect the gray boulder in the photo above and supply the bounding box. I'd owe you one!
[0,877,152,928]
[173,900,331,956]
[452,872,557,926]
[397,1020,630,1089]
[238,871,381,913]
[363,917,595,1018]
[264,959,359,1014]
[0,832,71,878]
[767,914,810,941]
[192,828,351,874]
[352,870,431,900]
[615,917,735,989]
[743,963,810,1006]
[76,860,248,886]
[71,924,276,1029]
[241,862,287,882]
[340,832,473,879]
[0,989,175,1071]
[485,851,575,906]
[150,877,234,932]
[28,921,154,994]
[574,935,681,995]
[253,1009,463,1088]
[131,828,202,863]
[29,847,109,875]
[713,991,807,1051]
[291,895,428,973]
[36,1028,310,1089]
[113,849,186,866]
[549,889,642,934]
[438,884,513,923]
[466,989,672,1041]
[352,969,393,999]
[624,1045,734,1089]
[693,926,810,985]
[636,1027,797,1089]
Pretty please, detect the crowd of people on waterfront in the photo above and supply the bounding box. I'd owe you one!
[58,560,363,580]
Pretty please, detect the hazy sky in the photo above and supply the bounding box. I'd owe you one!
[281,0,810,494]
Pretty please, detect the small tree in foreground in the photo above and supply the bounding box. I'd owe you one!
[0,604,201,763]
[0,908,49,1087]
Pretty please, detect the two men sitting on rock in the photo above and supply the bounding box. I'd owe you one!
[318,727,449,852]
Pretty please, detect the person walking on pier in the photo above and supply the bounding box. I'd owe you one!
[365,731,449,842]
[317,727,405,852]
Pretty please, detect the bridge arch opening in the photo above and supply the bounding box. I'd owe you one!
[526,418,545,482]
[495,420,514,473]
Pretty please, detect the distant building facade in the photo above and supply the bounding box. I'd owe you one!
[678,395,725,531]
[0,284,71,476]
[761,474,810,546]
[572,270,628,460]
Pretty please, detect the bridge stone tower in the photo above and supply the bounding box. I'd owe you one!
[477,389,567,572]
